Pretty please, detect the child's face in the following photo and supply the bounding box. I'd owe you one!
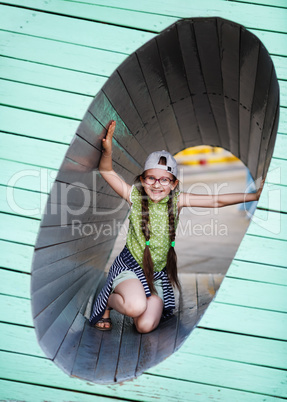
[140,169,178,203]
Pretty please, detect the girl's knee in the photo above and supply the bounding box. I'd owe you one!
[134,317,159,334]
[124,298,147,317]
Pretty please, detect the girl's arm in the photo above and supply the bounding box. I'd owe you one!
[99,121,131,203]
[178,180,264,209]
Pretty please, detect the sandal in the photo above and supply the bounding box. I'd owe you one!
[95,317,112,331]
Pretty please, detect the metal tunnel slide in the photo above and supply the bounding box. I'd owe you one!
[31,17,279,384]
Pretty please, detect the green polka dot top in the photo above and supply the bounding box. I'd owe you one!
[126,185,180,272]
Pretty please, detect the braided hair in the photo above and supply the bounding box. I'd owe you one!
[135,157,181,294]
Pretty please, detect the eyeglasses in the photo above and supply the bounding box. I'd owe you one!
[143,175,174,186]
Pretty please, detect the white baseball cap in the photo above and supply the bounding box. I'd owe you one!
[144,150,178,177]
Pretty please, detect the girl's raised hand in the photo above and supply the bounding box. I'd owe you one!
[102,120,116,155]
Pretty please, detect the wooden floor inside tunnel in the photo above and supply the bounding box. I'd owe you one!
[62,273,223,384]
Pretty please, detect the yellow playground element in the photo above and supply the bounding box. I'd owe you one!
[175,146,240,165]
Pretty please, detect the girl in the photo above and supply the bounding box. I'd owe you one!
[89,120,263,333]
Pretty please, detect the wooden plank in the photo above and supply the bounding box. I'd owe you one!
[32,264,96,317]
[0,31,126,77]
[156,23,200,148]
[196,274,216,314]
[92,311,125,383]
[36,212,128,247]
[137,284,181,377]
[174,273,198,350]
[0,213,39,245]
[31,217,120,258]
[54,311,88,375]
[43,191,128,229]
[0,269,30,299]
[0,56,107,96]
[88,91,148,165]
[228,259,287,286]
[68,273,105,380]
[44,186,127,217]
[40,201,129,227]
[115,315,141,382]
[0,159,56,192]
[0,105,77,144]
[251,30,287,57]
[116,54,168,152]
[182,327,287,370]
[247,209,287,238]
[0,294,33,327]
[0,351,281,402]
[263,105,280,178]
[199,302,287,341]
[1,16,282,69]
[218,18,241,155]
[267,157,287,186]
[0,79,92,119]
[148,350,287,398]
[229,0,287,8]
[67,0,287,34]
[102,71,167,155]
[0,5,155,53]
[258,182,287,212]
[71,320,104,381]
[272,55,287,81]
[246,41,274,178]
[32,236,115,270]
[194,18,230,149]
[65,134,141,178]
[0,185,47,218]
[0,322,43,357]
[279,80,287,107]
[234,234,287,267]
[36,272,95,360]
[239,26,260,165]
[149,311,179,367]
[256,70,280,180]
[278,108,287,134]
[58,160,135,200]
[136,37,184,154]
[35,216,124,248]
[0,379,117,402]
[0,240,33,273]
[56,160,117,197]
[77,112,143,173]
[32,231,113,274]
[177,20,217,146]
[215,277,287,312]
[273,133,287,159]
[135,328,160,377]
[1,0,177,32]
[0,132,68,169]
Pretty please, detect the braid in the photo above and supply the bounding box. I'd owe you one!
[166,193,181,290]
[140,186,156,294]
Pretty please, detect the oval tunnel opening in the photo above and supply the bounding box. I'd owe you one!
[31,17,279,384]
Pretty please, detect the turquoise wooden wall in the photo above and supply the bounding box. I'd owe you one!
[0,0,286,400]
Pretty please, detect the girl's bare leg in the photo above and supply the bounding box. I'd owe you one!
[133,295,163,333]
[108,278,147,317]
[99,279,164,333]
